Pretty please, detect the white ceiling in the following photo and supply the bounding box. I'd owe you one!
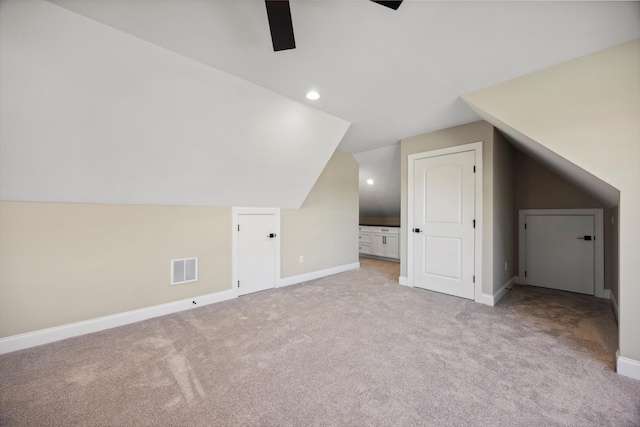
[46,0,640,154]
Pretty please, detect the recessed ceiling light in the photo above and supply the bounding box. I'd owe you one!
[366,179,374,185]
[306,90,320,100]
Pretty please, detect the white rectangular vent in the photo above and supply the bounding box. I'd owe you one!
[171,257,198,285]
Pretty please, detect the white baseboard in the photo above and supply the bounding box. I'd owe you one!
[616,350,640,380]
[493,276,516,305]
[399,276,409,287]
[476,293,494,306]
[279,262,360,288]
[476,276,516,306]
[0,289,236,355]
[610,291,619,322]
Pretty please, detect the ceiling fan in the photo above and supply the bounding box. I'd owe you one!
[265,0,403,52]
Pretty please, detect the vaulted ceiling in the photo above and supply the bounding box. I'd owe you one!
[2,0,639,209]
[45,0,640,154]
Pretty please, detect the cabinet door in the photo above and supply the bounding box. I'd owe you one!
[359,243,372,254]
[372,234,386,256]
[384,235,399,258]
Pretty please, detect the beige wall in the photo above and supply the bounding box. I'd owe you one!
[281,151,359,278]
[611,206,619,310]
[513,149,613,292]
[400,121,496,295]
[492,130,516,292]
[0,203,232,338]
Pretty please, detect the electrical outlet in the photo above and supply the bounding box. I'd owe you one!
[299,255,304,264]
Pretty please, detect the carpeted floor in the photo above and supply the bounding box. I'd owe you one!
[1,258,639,426]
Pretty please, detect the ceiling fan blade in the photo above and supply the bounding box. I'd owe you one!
[265,0,296,51]
[370,1,403,10]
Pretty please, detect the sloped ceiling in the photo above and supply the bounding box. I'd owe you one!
[2,0,639,209]
[43,0,640,154]
[0,0,349,208]
[463,39,640,207]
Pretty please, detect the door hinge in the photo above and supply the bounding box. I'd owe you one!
[237,225,240,231]
[473,219,476,228]
[472,275,475,283]
[524,223,527,230]
[237,280,240,287]
[525,271,527,277]
[473,165,476,173]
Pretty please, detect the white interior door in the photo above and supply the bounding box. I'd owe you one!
[238,213,277,296]
[525,214,595,295]
[412,150,475,299]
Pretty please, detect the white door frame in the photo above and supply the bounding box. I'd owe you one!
[232,207,281,297]
[407,142,483,303]
[518,208,604,298]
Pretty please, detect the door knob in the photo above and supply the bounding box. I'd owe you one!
[268,233,276,238]
[577,235,593,241]
[412,228,422,233]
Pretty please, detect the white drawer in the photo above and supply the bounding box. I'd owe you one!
[359,233,372,243]
[359,243,372,254]
[372,227,399,235]
[359,226,372,232]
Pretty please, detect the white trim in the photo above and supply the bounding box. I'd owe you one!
[518,209,604,297]
[611,291,619,322]
[476,276,516,306]
[0,289,236,355]
[407,142,483,302]
[602,289,611,300]
[616,350,640,380]
[398,276,409,287]
[279,262,360,287]
[232,207,281,296]
[493,276,516,305]
[476,293,494,306]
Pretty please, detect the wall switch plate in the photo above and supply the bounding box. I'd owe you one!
[504,262,508,272]
[299,255,304,263]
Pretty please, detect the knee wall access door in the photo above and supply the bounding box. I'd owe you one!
[518,209,604,297]
[233,208,280,296]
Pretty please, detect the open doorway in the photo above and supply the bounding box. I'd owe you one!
[355,145,401,265]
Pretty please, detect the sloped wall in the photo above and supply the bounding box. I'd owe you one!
[0,0,349,209]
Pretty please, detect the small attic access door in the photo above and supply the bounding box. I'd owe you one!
[233,208,281,296]
[518,209,604,297]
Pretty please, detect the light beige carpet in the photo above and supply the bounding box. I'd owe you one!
[1,258,639,426]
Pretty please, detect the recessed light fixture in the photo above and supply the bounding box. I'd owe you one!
[366,179,374,185]
[306,90,320,100]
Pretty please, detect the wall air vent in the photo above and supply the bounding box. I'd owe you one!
[171,257,198,285]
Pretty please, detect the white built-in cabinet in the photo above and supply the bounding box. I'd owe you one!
[359,226,399,260]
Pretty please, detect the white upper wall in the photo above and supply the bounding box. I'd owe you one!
[0,0,350,208]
